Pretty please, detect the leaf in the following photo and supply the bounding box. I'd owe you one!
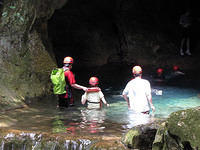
[9,6,16,9]
[2,12,7,17]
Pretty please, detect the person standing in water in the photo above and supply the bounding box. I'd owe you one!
[122,66,155,114]
[179,11,192,56]
[58,56,87,109]
[81,77,109,109]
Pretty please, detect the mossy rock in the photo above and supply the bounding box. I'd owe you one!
[152,107,200,149]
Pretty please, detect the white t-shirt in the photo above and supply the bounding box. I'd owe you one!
[81,91,104,109]
[122,78,152,113]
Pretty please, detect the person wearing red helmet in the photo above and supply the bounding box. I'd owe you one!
[58,56,87,108]
[81,77,109,109]
[122,66,155,114]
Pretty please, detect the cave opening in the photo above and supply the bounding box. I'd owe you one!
[47,0,200,86]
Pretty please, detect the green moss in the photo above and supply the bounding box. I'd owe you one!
[122,129,140,148]
[167,108,200,147]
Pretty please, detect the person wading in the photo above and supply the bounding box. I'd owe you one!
[81,77,109,109]
[58,56,87,109]
[122,66,155,114]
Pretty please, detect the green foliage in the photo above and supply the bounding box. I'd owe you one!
[9,6,16,9]
[2,11,7,17]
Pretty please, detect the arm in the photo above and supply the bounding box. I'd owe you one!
[123,94,130,109]
[146,93,155,112]
[101,97,109,107]
[71,84,87,91]
[146,81,155,112]
[65,71,87,91]
[99,90,109,107]
[122,84,130,109]
[81,93,87,105]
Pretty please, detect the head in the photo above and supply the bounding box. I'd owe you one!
[89,77,99,86]
[132,65,142,77]
[63,56,73,68]
[173,65,179,71]
[157,68,163,76]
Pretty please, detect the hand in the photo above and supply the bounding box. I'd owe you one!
[83,87,88,92]
[106,103,110,107]
[151,105,156,112]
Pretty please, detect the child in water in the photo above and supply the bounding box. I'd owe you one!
[81,77,109,109]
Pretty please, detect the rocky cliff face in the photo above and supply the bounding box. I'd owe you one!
[0,0,67,110]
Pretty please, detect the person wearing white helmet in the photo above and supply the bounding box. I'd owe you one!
[122,66,155,114]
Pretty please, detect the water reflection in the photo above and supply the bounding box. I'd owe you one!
[80,109,106,134]
[124,110,155,129]
[1,83,200,137]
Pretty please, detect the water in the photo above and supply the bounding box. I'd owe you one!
[1,83,200,137]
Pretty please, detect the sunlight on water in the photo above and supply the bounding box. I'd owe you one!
[152,86,200,118]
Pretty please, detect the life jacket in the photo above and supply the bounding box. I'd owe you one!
[87,87,100,92]
[86,87,102,108]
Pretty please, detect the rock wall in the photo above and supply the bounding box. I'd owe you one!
[0,0,67,110]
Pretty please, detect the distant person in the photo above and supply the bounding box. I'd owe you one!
[179,11,192,56]
[58,56,87,109]
[154,68,165,82]
[122,66,155,114]
[165,65,185,82]
[81,77,109,109]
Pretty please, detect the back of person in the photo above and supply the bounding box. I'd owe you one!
[126,78,151,112]
[81,77,109,109]
[82,90,103,109]
[122,65,155,114]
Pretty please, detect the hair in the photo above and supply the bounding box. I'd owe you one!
[134,73,142,77]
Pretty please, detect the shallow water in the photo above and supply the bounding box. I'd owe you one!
[1,83,200,137]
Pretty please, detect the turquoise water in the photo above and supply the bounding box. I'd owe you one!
[59,84,200,135]
[1,83,200,137]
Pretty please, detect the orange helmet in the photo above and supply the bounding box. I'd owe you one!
[132,66,142,74]
[63,56,73,64]
[89,77,99,86]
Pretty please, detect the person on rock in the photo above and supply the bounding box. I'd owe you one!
[81,77,109,109]
[122,65,155,114]
[58,56,87,109]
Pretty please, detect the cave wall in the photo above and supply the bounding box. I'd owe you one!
[0,0,67,110]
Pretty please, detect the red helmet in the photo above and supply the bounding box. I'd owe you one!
[89,77,99,86]
[132,66,142,74]
[173,65,179,71]
[157,68,163,74]
[63,56,73,64]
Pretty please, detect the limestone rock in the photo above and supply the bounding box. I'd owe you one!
[0,0,67,110]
